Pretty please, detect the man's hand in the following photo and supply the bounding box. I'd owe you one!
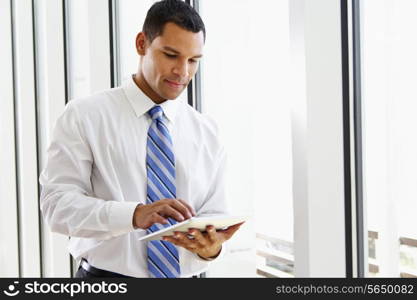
[162,222,245,260]
[132,198,195,229]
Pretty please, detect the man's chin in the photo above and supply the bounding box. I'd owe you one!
[161,90,184,100]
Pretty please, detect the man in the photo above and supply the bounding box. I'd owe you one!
[39,0,242,278]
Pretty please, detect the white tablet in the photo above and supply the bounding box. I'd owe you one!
[138,215,248,242]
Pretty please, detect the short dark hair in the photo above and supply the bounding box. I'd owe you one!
[142,0,206,43]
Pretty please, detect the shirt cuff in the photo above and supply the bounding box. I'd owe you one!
[195,245,225,262]
[108,201,141,237]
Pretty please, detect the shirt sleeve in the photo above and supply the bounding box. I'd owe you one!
[194,145,230,262]
[39,100,140,240]
[197,146,230,216]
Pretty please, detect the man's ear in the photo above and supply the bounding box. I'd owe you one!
[136,32,148,56]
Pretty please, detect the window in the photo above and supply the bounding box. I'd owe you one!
[200,0,293,277]
[66,0,111,99]
[116,0,154,84]
[360,0,417,278]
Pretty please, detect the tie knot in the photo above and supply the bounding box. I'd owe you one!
[148,105,163,120]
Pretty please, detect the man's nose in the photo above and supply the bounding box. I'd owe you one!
[173,61,189,78]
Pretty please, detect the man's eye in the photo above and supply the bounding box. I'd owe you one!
[164,53,177,58]
[189,59,198,64]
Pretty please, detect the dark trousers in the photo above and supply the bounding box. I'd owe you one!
[75,258,133,278]
[75,258,201,278]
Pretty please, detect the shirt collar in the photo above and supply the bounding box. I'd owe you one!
[122,75,183,125]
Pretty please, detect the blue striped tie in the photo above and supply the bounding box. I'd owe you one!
[146,105,180,278]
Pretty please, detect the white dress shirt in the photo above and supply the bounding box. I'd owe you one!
[39,76,229,278]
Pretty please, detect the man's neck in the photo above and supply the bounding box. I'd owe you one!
[133,72,166,104]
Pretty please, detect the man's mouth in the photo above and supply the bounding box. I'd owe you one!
[165,79,185,89]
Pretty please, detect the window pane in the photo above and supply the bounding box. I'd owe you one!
[361,0,417,278]
[200,0,293,277]
[117,0,154,83]
[67,0,91,98]
[117,0,188,103]
[67,0,110,99]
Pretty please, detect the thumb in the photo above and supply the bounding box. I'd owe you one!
[222,222,245,240]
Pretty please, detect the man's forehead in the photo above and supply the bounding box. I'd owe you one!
[152,23,204,56]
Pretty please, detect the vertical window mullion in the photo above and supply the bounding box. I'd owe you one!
[185,0,202,112]
[11,0,41,277]
[192,0,202,112]
[351,0,366,278]
[109,0,121,88]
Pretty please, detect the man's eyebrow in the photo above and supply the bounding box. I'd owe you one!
[162,46,203,58]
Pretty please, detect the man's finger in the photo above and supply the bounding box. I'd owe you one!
[164,232,198,249]
[188,228,207,247]
[168,199,193,219]
[160,205,185,222]
[151,213,168,226]
[174,231,198,248]
[206,225,218,243]
[176,198,196,216]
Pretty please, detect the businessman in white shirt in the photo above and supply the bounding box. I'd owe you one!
[39,0,242,278]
